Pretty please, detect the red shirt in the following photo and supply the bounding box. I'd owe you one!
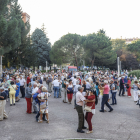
[27,77,31,84]
[79,78,81,85]
[85,95,95,109]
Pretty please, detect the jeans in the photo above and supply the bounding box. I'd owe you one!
[5,90,9,98]
[32,99,38,112]
[54,86,59,98]
[101,94,113,111]
[112,92,117,104]
[75,105,85,130]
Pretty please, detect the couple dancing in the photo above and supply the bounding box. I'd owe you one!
[75,86,98,134]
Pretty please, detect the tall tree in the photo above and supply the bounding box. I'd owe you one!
[51,33,83,68]
[3,1,31,68]
[83,30,117,68]
[0,0,21,55]
[127,40,140,61]
[31,28,51,67]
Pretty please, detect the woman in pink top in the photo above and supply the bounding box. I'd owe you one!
[100,80,113,112]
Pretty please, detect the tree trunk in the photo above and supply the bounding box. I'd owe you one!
[91,56,95,70]
[0,56,2,78]
[73,51,78,69]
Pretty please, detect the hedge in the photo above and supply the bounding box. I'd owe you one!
[128,70,140,78]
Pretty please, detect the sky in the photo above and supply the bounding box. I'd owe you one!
[18,0,140,45]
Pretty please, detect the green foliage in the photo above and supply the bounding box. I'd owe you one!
[83,30,117,68]
[127,40,140,61]
[0,0,22,55]
[31,28,51,67]
[128,70,140,78]
[50,33,83,67]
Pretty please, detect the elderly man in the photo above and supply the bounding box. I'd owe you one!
[75,86,88,133]
[119,76,125,96]
[52,78,60,98]
[20,75,26,98]
[48,75,53,93]
[32,83,39,114]
[0,87,8,121]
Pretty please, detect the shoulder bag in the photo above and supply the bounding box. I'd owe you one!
[40,93,47,109]
[84,101,94,112]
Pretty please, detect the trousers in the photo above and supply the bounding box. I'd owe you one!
[76,105,84,130]
[85,112,93,131]
[48,82,52,92]
[112,92,117,104]
[101,94,113,111]
[119,87,124,96]
[20,86,25,97]
[9,92,16,104]
[62,88,67,102]
[133,90,138,101]
[0,100,8,121]
[26,98,32,113]
[54,86,59,98]
[32,99,38,112]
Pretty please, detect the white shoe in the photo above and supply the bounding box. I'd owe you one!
[86,130,93,134]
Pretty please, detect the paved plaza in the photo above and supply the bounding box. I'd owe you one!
[0,86,140,140]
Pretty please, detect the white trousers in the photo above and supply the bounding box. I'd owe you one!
[133,90,138,101]
[0,100,8,121]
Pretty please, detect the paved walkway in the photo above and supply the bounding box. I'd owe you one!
[0,86,140,140]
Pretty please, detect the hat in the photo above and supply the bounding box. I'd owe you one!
[0,87,4,90]
[104,80,108,84]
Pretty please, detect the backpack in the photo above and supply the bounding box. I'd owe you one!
[33,93,39,103]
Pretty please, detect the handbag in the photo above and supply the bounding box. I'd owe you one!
[40,103,47,109]
[126,84,129,89]
[84,102,94,112]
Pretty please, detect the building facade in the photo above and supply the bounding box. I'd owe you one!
[22,13,30,23]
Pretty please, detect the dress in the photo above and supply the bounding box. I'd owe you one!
[127,80,131,97]
[15,82,20,97]
[38,92,49,114]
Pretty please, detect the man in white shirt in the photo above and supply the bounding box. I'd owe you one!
[86,79,91,90]
[75,87,90,133]
[32,83,39,114]
[20,76,26,98]
[52,78,60,98]
[72,76,77,88]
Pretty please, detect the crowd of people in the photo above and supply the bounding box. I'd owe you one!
[0,69,140,134]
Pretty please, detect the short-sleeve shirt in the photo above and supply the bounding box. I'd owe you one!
[76,91,86,106]
[103,84,110,94]
[9,85,16,93]
[20,78,26,86]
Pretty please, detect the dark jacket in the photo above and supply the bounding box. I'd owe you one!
[0,91,7,100]
[120,79,124,88]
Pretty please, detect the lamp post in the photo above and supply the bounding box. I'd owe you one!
[0,56,2,78]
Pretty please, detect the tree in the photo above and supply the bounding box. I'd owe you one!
[31,28,51,67]
[83,30,117,68]
[41,23,47,35]
[50,33,83,68]
[127,40,140,61]
[0,0,22,55]
[2,1,31,68]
